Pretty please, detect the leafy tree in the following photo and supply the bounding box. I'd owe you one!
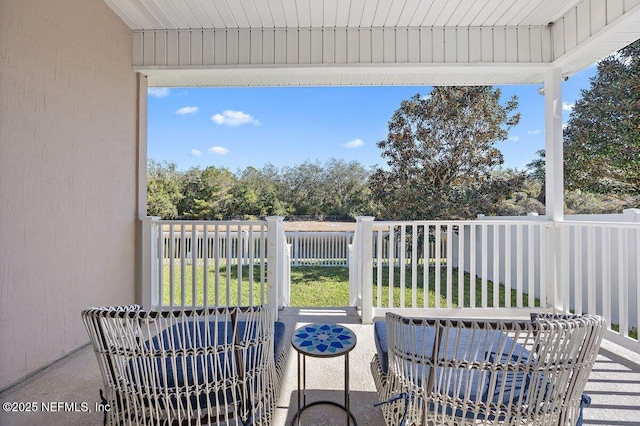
[494,177,545,216]
[370,87,521,220]
[185,166,236,220]
[231,165,291,218]
[176,167,203,218]
[564,190,630,214]
[563,39,640,196]
[322,159,379,218]
[147,160,182,218]
[281,161,328,216]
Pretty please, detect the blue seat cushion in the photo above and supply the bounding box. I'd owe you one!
[373,320,590,424]
[375,320,527,401]
[132,320,286,396]
[374,320,389,374]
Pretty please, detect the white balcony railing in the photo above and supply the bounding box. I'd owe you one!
[141,216,290,314]
[349,212,640,353]
[351,218,553,323]
[287,231,353,266]
[556,217,639,349]
[142,211,639,353]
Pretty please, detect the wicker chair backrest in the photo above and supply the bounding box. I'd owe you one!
[82,304,276,426]
[385,313,606,425]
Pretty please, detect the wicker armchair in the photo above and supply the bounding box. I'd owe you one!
[371,313,606,426]
[82,304,288,426]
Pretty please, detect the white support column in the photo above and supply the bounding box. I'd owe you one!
[140,216,160,309]
[544,68,564,312]
[266,216,286,314]
[356,216,375,324]
[137,73,148,219]
[136,75,150,307]
[544,68,564,221]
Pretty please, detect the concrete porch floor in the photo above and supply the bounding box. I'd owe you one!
[1,307,639,425]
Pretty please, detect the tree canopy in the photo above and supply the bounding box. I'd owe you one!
[146,159,378,220]
[563,39,640,195]
[369,86,523,220]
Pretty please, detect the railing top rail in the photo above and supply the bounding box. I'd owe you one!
[371,219,551,227]
[156,219,268,226]
[285,231,353,235]
[558,220,640,228]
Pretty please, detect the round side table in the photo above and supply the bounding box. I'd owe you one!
[291,323,357,425]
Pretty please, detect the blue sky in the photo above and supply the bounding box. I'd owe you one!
[147,65,596,172]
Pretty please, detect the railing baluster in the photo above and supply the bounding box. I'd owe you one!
[435,224,441,309]
[423,225,429,307]
[203,226,209,307]
[457,224,465,308]
[574,225,583,314]
[538,224,546,308]
[180,224,186,307]
[259,225,266,304]
[517,224,523,308]
[587,226,596,314]
[504,224,517,308]
[602,227,611,325]
[411,225,418,307]
[158,223,164,307]
[225,226,231,306]
[494,223,501,308]
[470,224,476,308]
[389,225,395,308]
[237,225,243,306]
[560,225,570,313]
[377,228,383,308]
[400,224,406,308]
[481,224,487,308]
[619,227,628,337]
[446,224,453,308]
[248,226,254,306]
[214,225,220,307]
[527,224,535,308]
[191,223,197,307]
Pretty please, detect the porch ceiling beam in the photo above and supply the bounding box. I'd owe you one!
[550,0,640,76]
[135,63,553,87]
[133,26,555,86]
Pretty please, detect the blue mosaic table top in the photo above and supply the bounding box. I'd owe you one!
[291,323,356,357]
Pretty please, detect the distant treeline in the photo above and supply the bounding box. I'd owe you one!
[147,158,379,220]
[147,158,630,221]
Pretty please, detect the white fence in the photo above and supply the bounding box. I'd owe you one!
[556,219,639,348]
[352,219,551,320]
[349,212,640,353]
[140,213,640,352]
[141,217,290,312]
[286,231,353,266]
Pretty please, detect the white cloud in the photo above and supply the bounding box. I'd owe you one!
[344,138,364,148]
[176,106,199,115]
[527,129,541,135]
[208,146,230,155]
[190,149,202,156]
[211,110,259,126]
[509,136,520,142]
[562,102,575,112]
[148,88,170,98]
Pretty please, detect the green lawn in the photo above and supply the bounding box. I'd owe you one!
[372,264,538,308]
[161,264,538,308]
[159,264,639,339]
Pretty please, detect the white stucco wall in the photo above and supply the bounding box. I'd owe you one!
[0,0,138,389]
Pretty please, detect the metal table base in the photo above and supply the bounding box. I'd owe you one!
[291,350,357,426]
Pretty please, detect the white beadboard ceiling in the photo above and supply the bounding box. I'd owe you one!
[103,0,640,87]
